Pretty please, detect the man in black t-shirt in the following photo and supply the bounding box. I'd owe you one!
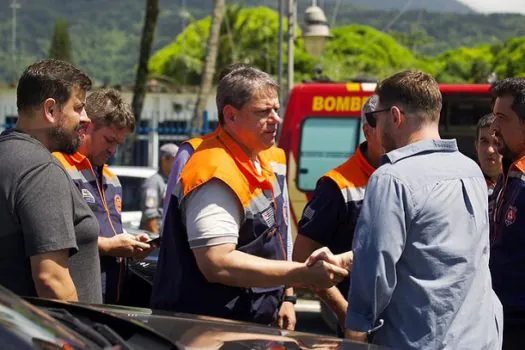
[0,59,102,303]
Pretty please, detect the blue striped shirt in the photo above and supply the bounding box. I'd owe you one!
[347,139,503,349]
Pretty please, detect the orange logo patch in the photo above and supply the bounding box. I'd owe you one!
[505,206,517,226]
[114,194,122,214]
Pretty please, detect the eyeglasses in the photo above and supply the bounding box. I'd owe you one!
[364,108,391,128]
[365,107,405,128]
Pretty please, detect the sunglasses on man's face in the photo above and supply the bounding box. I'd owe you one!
[364,108,391,128]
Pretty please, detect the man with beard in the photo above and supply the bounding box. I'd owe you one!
[54,89,155,304]
[0,59,102,303]
[476,113,503,196]
[306,71,502,349]
[489,78,525,349]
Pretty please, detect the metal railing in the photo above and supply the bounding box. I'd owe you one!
[0,110,217,168]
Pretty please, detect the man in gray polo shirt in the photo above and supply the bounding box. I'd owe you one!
[308,71,503,349]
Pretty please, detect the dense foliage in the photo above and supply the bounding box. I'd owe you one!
[0,0,524,84]
[150,7,525,84]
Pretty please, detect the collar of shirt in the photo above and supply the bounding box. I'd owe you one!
[381,139,458,165]
[66,152,108,186]
[217,127,275,189]
[68,151,93,167]
[484,174,496,190]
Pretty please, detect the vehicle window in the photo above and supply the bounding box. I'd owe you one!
[443,95,492,127]
[440,94,492,159]
[298,117,361,191]
[119,176,145,211]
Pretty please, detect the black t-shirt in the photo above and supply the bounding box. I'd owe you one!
[298,177,363,297]
[298,178,360,254]
[0,130,102,303]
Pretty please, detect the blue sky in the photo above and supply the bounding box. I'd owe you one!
[457,0,525,14]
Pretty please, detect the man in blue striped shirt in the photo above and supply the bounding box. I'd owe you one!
[308,70,503,349]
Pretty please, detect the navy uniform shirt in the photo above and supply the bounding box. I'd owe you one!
[491,155,525,326]
[298,142,374,297]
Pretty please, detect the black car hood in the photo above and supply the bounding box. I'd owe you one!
[0,286,93,349]
[85,303,386,350]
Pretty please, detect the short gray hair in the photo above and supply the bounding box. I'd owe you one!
[361,95,379,126]
[216,67,279,125]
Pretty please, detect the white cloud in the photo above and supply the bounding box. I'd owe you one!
[456,0,525,14]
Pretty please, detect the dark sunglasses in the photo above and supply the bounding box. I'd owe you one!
[364,108,391,128]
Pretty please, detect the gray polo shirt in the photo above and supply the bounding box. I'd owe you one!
[347,139,503,349]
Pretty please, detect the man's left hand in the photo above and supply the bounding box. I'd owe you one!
[277,301,296,331]
[131,233,157,260]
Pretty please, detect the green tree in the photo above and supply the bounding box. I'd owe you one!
[389,24,433,53]
[124,0,160,165]
[320,25,432,81]
[493,37,525,78]
[148,6,316,85]
[192,0,225,134]
[48,19,72,62]
[432,45,494,83]
[147,6,525,86]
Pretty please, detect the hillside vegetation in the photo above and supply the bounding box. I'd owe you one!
[0,1,523,84]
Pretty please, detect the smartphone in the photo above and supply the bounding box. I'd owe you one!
[147,236,161,245]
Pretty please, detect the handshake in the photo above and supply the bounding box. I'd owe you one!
[300,248,354,289]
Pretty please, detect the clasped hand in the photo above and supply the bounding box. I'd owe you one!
[304,247,353,289]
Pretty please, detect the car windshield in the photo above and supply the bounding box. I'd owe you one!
[28,297,176,350]
[0,285,97,349]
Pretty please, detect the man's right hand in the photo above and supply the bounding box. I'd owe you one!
[98,233,154,258]
[306,247,353,272]
[305,260,349,289]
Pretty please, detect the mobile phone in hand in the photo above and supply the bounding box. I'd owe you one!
[147,236,161,245]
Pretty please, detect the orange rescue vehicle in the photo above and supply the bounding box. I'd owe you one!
[278,82,493,237]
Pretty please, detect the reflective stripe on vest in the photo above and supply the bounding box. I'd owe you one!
[323,143,374,205]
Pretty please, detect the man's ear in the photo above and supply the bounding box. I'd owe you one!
[43,98,57,123]
[391,106,404,128]
[362,123,371,139]
[223,105,237,125]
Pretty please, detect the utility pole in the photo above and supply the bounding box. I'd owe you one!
[10,0,20,80]
[278,0,284,101]
[11,0,20,61]
[181,0,187,31]
[287,0,296,93]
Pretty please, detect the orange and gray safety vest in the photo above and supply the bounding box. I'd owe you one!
[54,152,124,304]
[152,128,289,324]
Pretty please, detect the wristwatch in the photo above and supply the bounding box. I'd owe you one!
[283,294,297,305]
